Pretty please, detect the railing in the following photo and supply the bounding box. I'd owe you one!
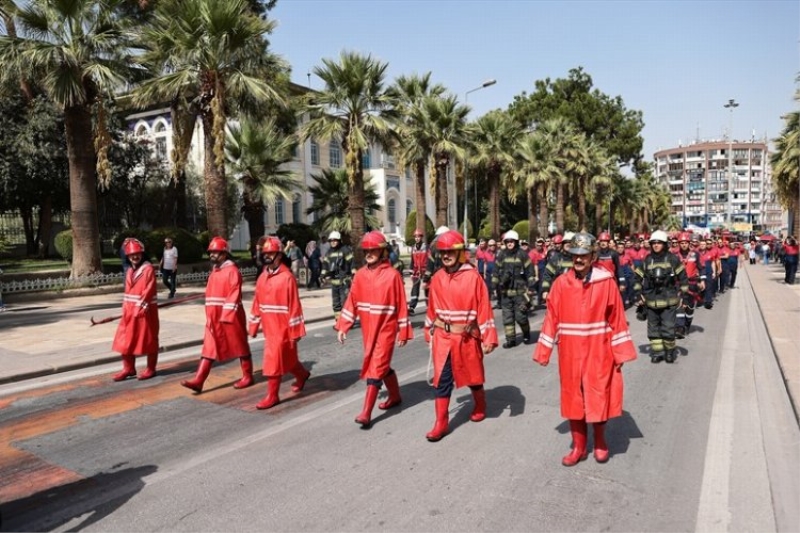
[1,266,258,294]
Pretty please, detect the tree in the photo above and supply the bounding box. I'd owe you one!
[771,91,800,236]
[305,168,380,238]
[515,126,562,240]
[1,0,141,276]
[134,0,287,239]
[226,118,303,253]
[301,51,396,259]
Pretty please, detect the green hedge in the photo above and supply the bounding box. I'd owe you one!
[113,227,205,263]
[54,230,73,261]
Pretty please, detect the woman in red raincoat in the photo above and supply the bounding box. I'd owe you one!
[424,230,498,442]
[534,232,637,466]
[336,231,413,429]
[248,236,311,410]
[112,238,159,381]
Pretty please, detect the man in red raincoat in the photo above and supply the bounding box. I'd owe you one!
[534,232,637,466]
[181,237,253,393]
[424,230,498,442]
[112,238,159,381]
[248,236,311,410]
[336,231,413,429]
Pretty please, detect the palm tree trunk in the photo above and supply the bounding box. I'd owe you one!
[488,167,501,240]
[348,150,367,263]
[594,185,604,233]
[202,113,227,238]
[242,183,265,255]
[170,104,196,228]
[435,158,448,228]
[555,183,565,234]
[415,160,426,236]
[577,182,587,231]
[37,194,53,258]
[527,186,537,241]
[65,104,102,277]
[538,183,549,237]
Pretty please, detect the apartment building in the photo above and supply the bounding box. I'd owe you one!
[654,139,782,234]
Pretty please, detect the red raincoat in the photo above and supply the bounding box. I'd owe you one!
[112,262,159,356]
[424,263,498,388]
[202,260,251,362]
[336,260,413,380]
[533,266,637,422]
[248,263,306,377]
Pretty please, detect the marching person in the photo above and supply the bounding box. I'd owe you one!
[321,230,355,321]
[595,232,623,290]
[634,230,689,364]
[181,237,254,393]
[111,238,159,381]
[675,232,705,338]
[337,231,413,429]
[534,232,637,466]
[408,228,428,315]
[492,229,536,348]
[159,237,178,299]
[424,230,498,442]
[541,234,573,302]
[248,237,311,410]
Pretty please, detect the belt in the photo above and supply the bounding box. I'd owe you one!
[433,319,479,337]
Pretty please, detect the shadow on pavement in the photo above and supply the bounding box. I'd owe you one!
[553,410,643,459]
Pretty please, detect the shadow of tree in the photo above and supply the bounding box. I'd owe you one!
[1,464,157,532]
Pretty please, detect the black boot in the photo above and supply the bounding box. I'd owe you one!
[664,349,677,363]
[521,325,533,345]
[503,338,517,349]
[675,326,685,339]
[651,351,664,364]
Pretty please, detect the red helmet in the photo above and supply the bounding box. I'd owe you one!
[123,238,144,256]
[436,230,466,251]
[207,237,230,253]
[598,232,611,242]
[552,234,564,245]
[678,232,691,242]
[262,236,283,253]
[413,229,424,237]
[360,231,388,250]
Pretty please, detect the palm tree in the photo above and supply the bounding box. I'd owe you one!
[471,110,520,239]
[771,93,800,236]
[305,168,381,237]
[301,51,396,257]
[134,0,287,238]
[226,118,303,252]
[515,127,562,240]
[388,73,445,238]
[586,143,617,233]
[421,94,470,228]
[0,0,140,277]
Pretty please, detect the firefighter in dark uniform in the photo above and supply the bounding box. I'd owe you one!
[541,233,573,302]
[321,230,356,321]
[634,230,689,364]
[492,230,536,348]
[595,231,624,292]
[408,228,428,315]
[675,232,705,338]
[422,226,449,293]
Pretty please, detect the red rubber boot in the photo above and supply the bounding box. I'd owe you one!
[181,358,213,393]
[378,371,402,410]
[470,387,486,422]
[562,419,589,466]
[426,397,451,442]
[137,353,158,381]
[290,362,311,393]
[354,385,380,428]
[256,377,281,410]
[233,356,254,389]
[112,354,137,382]
[593,422,609,463]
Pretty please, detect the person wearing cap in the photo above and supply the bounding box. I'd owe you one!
[541,234,573,302]
[159,237,179,299]
[674,232,705,338]
[407,228,428,315]
[633,230,689,364]
[181,237,253,393]
[248,237,311,410]
[492,230,536,348]
[534,232,637,466]
[111,238,160,381]
[321,230,356,321]
[424,230,498,442]
[337,231,413,429]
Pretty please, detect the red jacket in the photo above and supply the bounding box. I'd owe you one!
[112,262,159,356]
[410,243,428,277]
[249,263,306,377]
[424,263,498,389]
[202,260,251,361]
[533,266,637,423]
[337,260,413,380]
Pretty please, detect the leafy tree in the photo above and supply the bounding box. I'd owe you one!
[404,210,435,243]
[0,0,142,276]
[305,168,381,239]
[771,90,800,236]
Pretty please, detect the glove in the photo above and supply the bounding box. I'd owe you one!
[635,304,647,322]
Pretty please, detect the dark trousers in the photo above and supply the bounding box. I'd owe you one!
[646,305,677,354]
[409,275,423,309]
[704,265,714,306]
[308,267,321,289]
[727,259,738,288]
[785,257,798,284]
[718,263,730,293]
[501,293,530,340]
[434,356,455,398]
[161,269,177,297]
[331,283,349,314]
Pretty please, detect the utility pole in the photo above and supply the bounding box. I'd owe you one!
[724,99,739,229]
[463,79,497,243]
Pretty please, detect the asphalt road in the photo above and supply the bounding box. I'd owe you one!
[0,277,797,532]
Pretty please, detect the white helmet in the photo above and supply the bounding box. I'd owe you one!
[435,225,449,236]
[504,230,519,241]
[328,231,341,241]
[564,231,575,241]
[649,230,668,243]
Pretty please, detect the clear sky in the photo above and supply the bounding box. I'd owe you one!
[269,0,798,163]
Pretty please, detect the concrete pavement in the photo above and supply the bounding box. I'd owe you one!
[0,264,798,423]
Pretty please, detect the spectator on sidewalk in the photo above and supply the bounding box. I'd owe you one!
[285,239,304,281]
[783,236,798,285]
[111,238,159,381]
[159,237,178,299]
[305,240,322,289]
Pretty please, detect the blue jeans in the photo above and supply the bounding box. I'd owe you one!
[162,269,177,297]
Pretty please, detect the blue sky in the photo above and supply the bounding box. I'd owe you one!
[269,0,798,163]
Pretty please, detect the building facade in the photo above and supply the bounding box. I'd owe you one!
[654,139,782,234]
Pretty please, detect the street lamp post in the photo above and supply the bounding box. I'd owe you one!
[463,79,497,243]
[724,98,739,229]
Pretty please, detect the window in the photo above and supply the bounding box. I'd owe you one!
[388,198,396,225]
[154,121,167,133]
[310,140,319,166]
[386,178,400,191]
[292,194,301,222]
[135,125,147,137]
[155,137,168,162]
[329,141,341,168]
[275,200,284,225]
